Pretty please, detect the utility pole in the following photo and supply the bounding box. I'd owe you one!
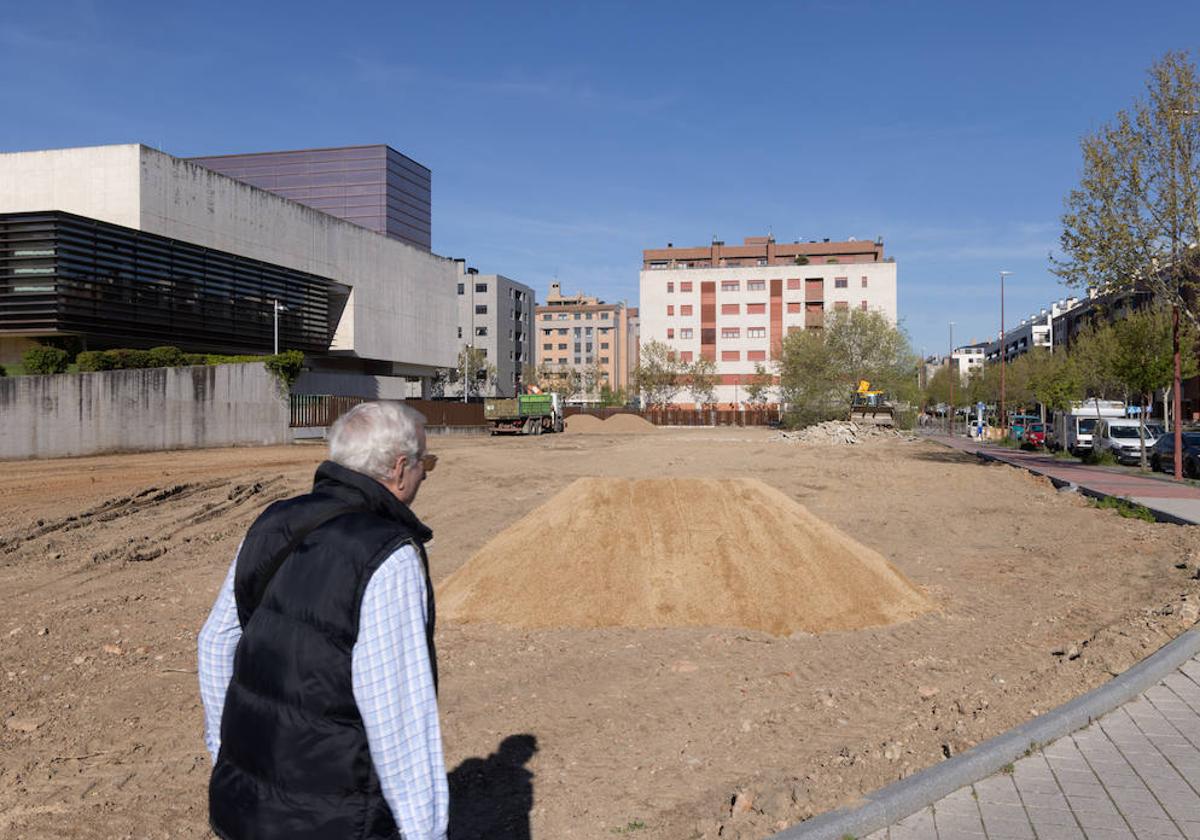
[948,321,955,436]
[272,299,287,355]
[999,271,1011,435]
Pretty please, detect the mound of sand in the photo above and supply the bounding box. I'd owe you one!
[564,414,605,433]
[603,413,657,433]
[437,477,932,635]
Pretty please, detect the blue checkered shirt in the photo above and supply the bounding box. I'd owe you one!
[198,542,448,840]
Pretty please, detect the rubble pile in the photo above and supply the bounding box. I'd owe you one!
[773,420,917,446]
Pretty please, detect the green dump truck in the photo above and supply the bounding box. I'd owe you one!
[484,393,565,435]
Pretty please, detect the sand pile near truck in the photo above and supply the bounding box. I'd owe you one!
[437,477,932,635]
[564,413,658,434]
[564,414,605,433]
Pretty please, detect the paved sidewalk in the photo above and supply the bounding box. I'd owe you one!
[867,657,1200,839]
[929,434,1200,526]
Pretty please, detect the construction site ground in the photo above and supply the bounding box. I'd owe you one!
[2,428,1199,840]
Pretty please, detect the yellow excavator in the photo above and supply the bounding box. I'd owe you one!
[849,380,895,426]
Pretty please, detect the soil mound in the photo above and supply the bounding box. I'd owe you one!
[564,414,605,433]
[437,477,932,635]
[602,413,658,433]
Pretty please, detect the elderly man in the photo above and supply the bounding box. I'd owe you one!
[198,401,447,840]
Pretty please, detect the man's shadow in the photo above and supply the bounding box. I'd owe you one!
[448,734,537,840]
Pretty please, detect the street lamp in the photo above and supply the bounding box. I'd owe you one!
[272,299,288,355]
[948,321,955,435]
[999,271,1012,434]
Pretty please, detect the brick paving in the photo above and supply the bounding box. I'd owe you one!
[866,657,1200,840]
[929,434,1200,525]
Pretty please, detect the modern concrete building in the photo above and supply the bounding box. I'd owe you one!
[534,283,638,399]
[0,145,458,397]
[190,145,431,251]
[639,234,898,407]
[446,264,533,397]
[984,297,1084,364]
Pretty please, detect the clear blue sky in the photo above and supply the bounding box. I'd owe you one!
[3,1,1198,354]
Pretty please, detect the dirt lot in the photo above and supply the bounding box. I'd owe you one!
[2,429,1198,839]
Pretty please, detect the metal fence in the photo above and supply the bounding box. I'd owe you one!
[564,407,781,427]
[289,395,487,428]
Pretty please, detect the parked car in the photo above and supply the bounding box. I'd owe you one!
[1149,429,1200,477]
[1053,400,1126,454]
[1094,418,1164,465]
[1021,423,1047,449]
[1009,414,1040,441]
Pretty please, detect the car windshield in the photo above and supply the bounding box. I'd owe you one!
[1145,424,1165,437]
[1110,426,1141,439]
[1078,419,1097,434]
[1028,424,1044,433]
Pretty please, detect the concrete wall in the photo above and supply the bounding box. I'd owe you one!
[0,145,142,228]
[0,363,288,460]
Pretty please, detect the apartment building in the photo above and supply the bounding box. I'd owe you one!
[639,234,898,407]
[451,266,534,397]
[534,283,638,396]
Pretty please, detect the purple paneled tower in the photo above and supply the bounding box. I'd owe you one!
[190,145,431,251]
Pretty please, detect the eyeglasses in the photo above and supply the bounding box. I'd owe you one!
[420,453,438,473]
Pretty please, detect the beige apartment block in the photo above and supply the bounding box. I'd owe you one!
[639,234,898,408]
[534,283,638,399]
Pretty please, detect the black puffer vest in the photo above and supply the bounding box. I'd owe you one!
[209,461,436,840]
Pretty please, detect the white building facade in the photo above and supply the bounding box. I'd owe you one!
[639,244,898,407]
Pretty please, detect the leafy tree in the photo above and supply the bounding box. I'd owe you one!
[1025,348,1083,416]
[1109,307,1199,466]
[777,328,841,426]
[633,340,683,408]
[743,363,773,408]
[457,346,496,398]
[685,357,718,408]
[22,345,69,375]
[580,360,607,399]
[923,364,956,409]
[598,384,627,407]
[1054,51,1200,478]
[535,362,580,402]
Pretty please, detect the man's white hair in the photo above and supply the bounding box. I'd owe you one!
[328,401,427,481]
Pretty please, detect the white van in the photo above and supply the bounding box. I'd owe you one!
[1053,400,1126,455]
[1094,418,1165,465]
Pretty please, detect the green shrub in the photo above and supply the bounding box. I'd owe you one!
[1090,495,1156,522]
[1083,448,1119,466]
[105,348,153,369]
[264,350,304,388]
[76,350,115,372]
[183,353,207,366]
[22,345,70,375]
[147,345,186,368]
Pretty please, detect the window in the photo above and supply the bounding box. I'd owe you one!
[747,327,766,338]
[746,303,766,315]
[558,328,567,335]
[601,312,610,320]
[586,313,593,320]
[557,313,568,320]
[667,282,674,293]
[721,327,740,339]
[475,282,488,293]
[680,328,694,339]
[721,350,740,361]
[574,357,582,365]
[834,301,849,310]
[721,303,739,315]
[680,281,693,292]
[680,351,694,363]
[786,278,801,290]
[585,326,593,334]
[861,276,869,288]
[667,328,675,339]
[721,280,740,292]
[558,343,568,350]
[667,305,675,316]
[834,277,848,289]
[574,327,582,336]
[748,350,767,362]
[457,283,465,295]
[478,348,487,358]
[747,279,766,291]
[600,342,609,349]
[599,356,610,364]
[574,313,581,320]
[475,326,488,336]
[787,302,802,314]
[586,343,593,352]
[542,313,551,320]
[574,343,582,352]
[680,304,693,316]
[457,326,462,338]
[860,300,869,310]
[543,343,553,350]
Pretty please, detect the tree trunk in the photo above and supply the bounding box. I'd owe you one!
[1174,304,1184,481]
[1140,394,1148,470]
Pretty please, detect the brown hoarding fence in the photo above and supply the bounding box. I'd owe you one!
[290,395,487,428]
[563,407,779,427]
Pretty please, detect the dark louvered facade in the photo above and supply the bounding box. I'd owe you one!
[0,211,350,355]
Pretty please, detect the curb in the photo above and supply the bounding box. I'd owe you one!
[769,626,1200,840]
